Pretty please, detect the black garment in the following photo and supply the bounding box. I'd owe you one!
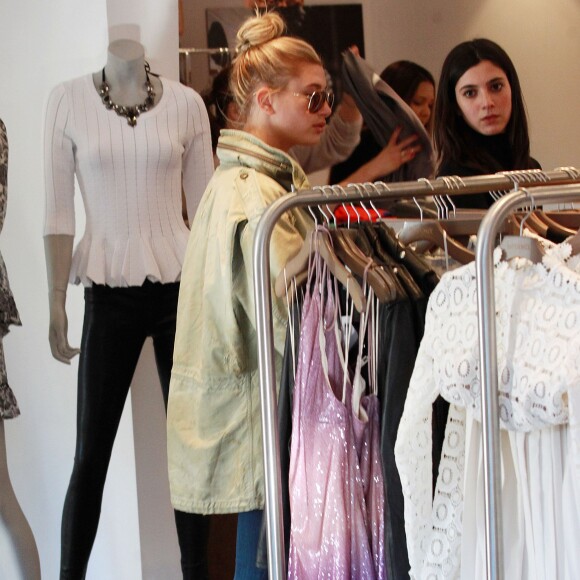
[376,297,422,580]
[60,281,209,580]
[438,127,541,209]
[366,226,440,579]
[258,298,303,570]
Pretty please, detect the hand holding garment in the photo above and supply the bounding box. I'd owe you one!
[341,50,434,182]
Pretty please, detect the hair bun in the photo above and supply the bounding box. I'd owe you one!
[236,11,286,54]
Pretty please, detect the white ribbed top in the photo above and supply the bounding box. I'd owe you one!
[43,74,214,287]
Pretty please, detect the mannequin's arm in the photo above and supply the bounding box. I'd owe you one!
[44,234,80,364]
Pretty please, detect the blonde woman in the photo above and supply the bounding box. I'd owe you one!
[167,11,331,578]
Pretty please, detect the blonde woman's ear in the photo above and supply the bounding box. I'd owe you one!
[255,87,275,114]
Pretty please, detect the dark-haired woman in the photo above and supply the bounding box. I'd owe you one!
[433,38,540,208]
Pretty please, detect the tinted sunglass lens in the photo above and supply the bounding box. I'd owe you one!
[326,91,335,109]
[308,90,334,113]
[308,91,324,113]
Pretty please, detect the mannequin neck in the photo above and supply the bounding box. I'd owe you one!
[93,39,162,107]
[106,39,147,86]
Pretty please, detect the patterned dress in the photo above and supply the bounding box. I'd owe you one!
[0,119,22,419]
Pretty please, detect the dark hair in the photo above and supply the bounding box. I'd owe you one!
[380,61,435,131]
[380,61,434,102]
[433,38,533,174]
[202,65,235,152]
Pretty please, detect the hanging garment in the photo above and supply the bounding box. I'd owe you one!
[280,220,443,578]
[395,245,580,579]
[257,297,303,569]
[0,119,21,420]
[350,287,386,580]
[341,50,434,182]
[287,266,379,579]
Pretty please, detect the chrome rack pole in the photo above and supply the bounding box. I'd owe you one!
[178,47,232,55]
[253,171,579,580]
[475,182,580,580]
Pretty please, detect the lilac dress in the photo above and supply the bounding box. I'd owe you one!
[288,258,385,578]
[351,300,386,579]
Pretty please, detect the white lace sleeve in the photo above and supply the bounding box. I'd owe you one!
[421,404,466,579]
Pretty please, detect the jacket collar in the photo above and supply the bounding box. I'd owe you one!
[217,130,310,192]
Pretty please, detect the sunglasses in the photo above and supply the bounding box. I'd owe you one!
[291,89,335,113]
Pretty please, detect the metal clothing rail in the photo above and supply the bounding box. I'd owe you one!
[179,46,233,56]
[252,167,580,580]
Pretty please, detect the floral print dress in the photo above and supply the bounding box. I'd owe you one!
[0,118,22,419]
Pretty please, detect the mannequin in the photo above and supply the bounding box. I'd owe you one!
[0,421,41,580]
[43,39,214,578]
[0,118,41,580]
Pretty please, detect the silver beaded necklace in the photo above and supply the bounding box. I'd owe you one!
[98,62,156,127]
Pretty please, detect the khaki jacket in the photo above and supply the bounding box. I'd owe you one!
[168,130,313,514]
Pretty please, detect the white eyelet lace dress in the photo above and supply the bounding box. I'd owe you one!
[395,245,580,580]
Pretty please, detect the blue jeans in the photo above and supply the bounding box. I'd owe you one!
[234,510,268,580]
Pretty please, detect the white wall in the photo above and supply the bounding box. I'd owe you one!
[0,1,579,579]
[183,0,580,171]
[0,0,180,579]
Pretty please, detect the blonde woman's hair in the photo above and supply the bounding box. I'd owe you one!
[230,11,322,120]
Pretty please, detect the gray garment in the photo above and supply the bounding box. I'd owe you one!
[341,50,434,182]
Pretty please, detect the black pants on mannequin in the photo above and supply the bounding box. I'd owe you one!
[59,281,209,580]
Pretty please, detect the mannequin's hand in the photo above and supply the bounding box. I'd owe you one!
[48,292,80,364]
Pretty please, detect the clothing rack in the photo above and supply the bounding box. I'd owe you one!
[178,46,233,88]
[252,167,580,580]
[475,179,580,580]
[178,47,233,56]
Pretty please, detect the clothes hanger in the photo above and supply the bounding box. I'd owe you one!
[358,182,422,301]
[512,210,549,238]
[501,170,552,238]
[275,226,367,312]
[329,184,398,302]
[499,190,546,263]
[538,168,580,230]
[542,209,580,230]
[531,210,576,237]
[397,220,475,264]
[331,224,397,303]
[354,226,409,301]
[565,227,580,255]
